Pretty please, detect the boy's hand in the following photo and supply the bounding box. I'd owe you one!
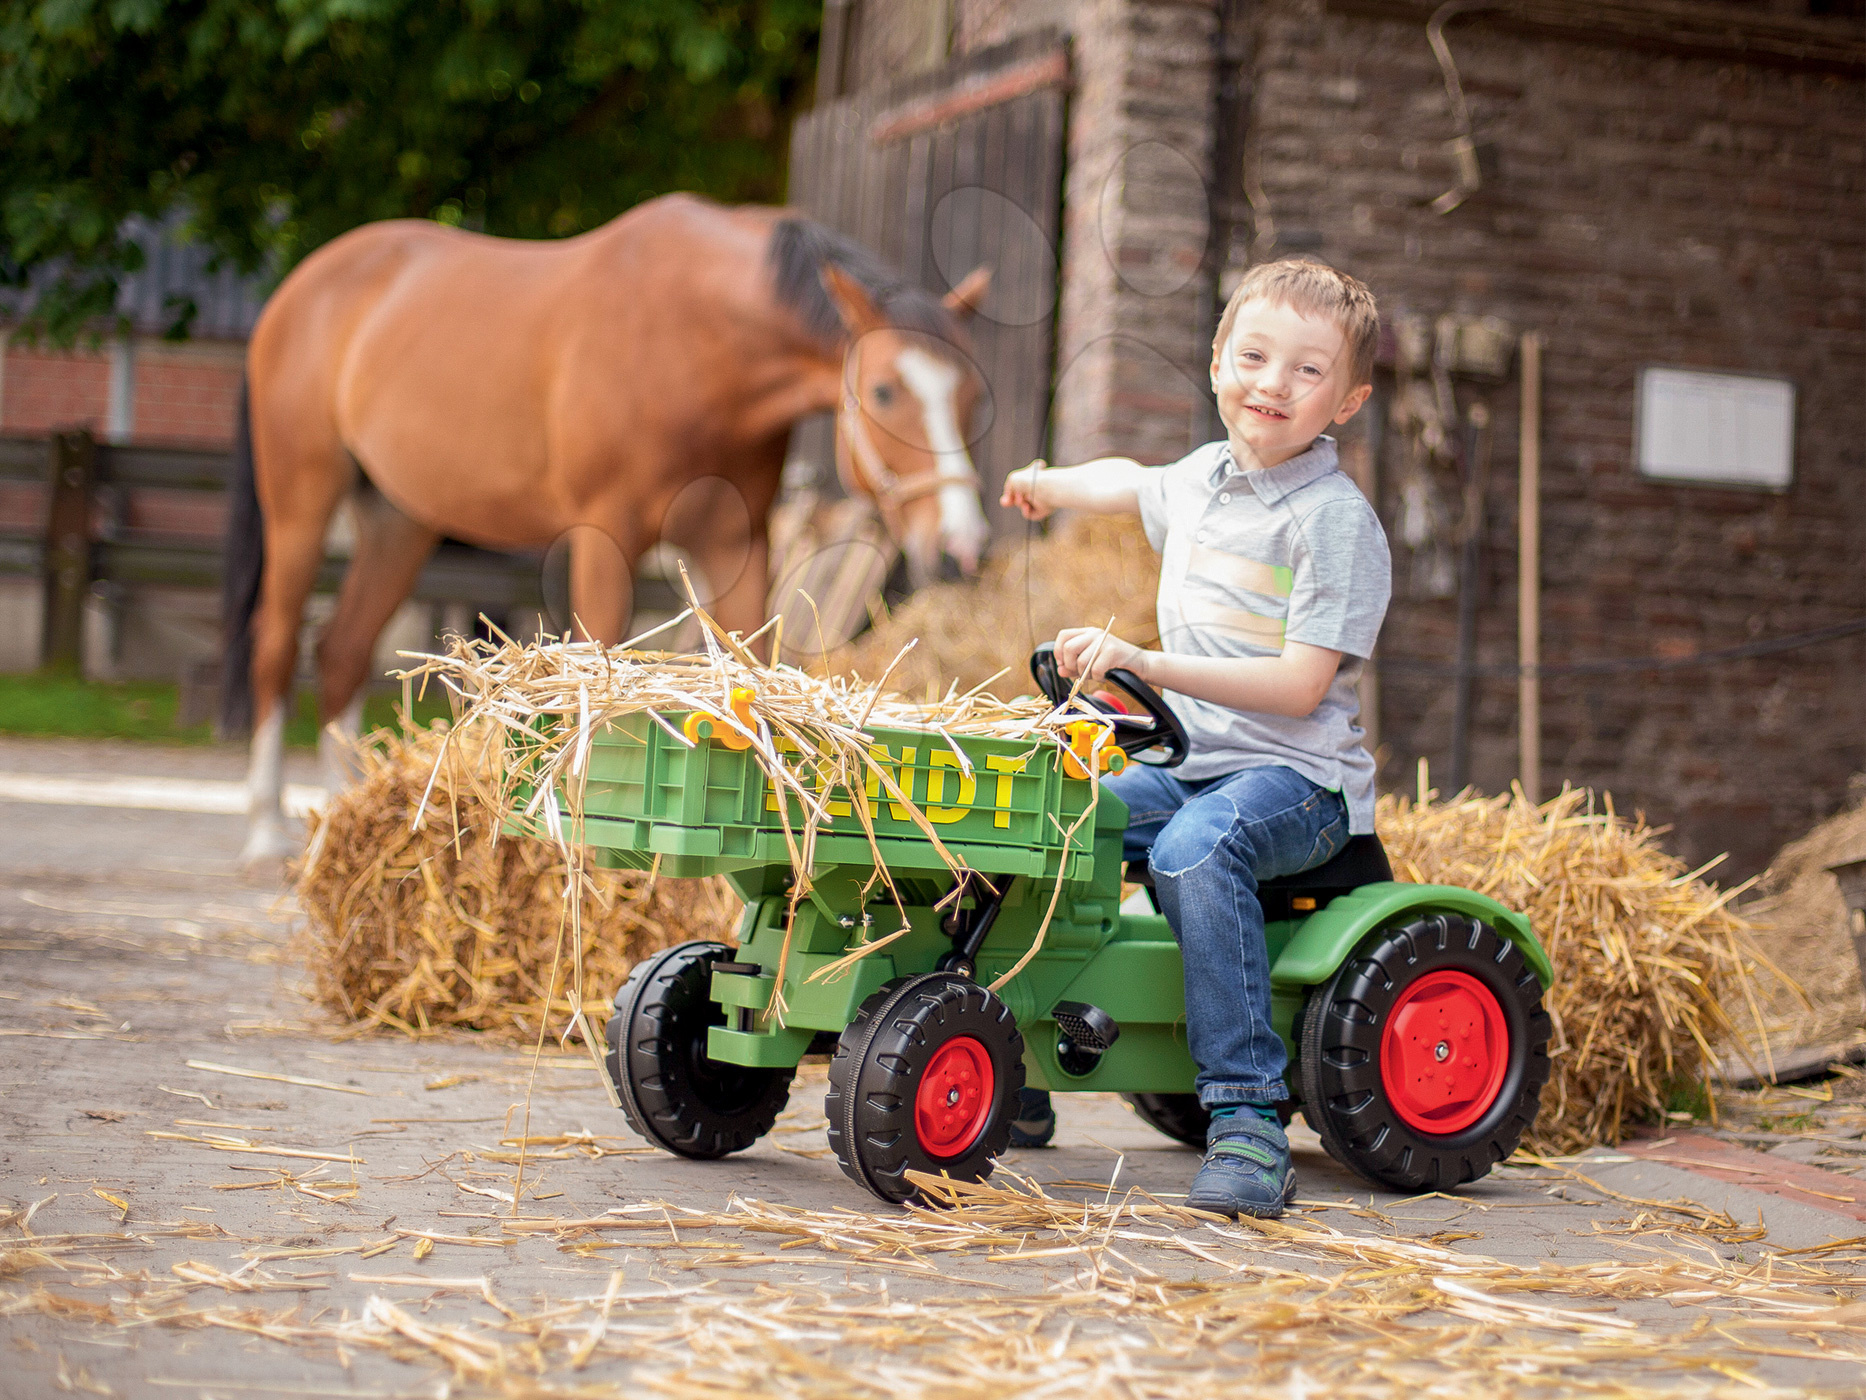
[999,459,1052,520]
[1054,626,1145,681]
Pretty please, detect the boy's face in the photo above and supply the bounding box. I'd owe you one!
[1210,297,1372,469]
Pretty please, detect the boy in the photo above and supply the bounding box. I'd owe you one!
[999,259,1390,1218]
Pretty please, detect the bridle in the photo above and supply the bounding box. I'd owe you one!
[833,336,979,536]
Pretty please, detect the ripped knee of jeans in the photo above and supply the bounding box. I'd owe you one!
[1148,829,1224,881]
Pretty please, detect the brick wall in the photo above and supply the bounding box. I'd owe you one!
[130,344,244,446]
[1236,0,1865,876]
[0,346,111,435]
[0,337,243,446]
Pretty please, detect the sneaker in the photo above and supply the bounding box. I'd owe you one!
[1007,1087,1056,1149]
[1186,1111,1296,1219]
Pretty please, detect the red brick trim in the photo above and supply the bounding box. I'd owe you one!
[869,50,1069,146]
[1622,1129,1866,1223]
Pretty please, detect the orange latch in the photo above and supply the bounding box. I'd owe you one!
[1059,719,1126,780]
[682,686,757,751]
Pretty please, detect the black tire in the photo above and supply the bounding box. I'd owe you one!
[605,941,793,1160]
[1120,1093,1293,1146]
[1121,1093,1209,1147]
[825,973,1025,1204]
[1297,913,1550,1192]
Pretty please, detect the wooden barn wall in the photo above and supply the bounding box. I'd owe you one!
[786,32,1068,542]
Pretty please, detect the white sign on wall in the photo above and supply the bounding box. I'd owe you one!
[1636,367,1796,490]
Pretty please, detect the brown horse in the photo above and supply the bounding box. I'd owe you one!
[223,194,993,862]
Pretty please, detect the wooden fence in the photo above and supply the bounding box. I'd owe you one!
[0,431,892,676]
[0,431,551,672]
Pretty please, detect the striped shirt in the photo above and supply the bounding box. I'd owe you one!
[1136,436,1391,833]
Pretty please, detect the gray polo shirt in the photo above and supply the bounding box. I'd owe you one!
[1136,436,1391,833]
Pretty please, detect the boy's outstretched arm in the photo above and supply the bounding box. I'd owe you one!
[1054,628,1341,720]
[1000,457,1146,520]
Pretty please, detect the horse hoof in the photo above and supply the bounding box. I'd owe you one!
[319,735,365,792]
[239,822,297,868]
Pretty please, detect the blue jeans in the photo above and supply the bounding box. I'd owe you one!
[1107,763,1348,1108]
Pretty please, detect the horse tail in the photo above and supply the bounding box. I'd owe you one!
[218,374,262,738]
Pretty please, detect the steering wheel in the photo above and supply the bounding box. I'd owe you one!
[1030,642,1188,769]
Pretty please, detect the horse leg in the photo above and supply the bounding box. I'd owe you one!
[568,524,637,644]
[687,450,782,649]
[315,488,440,787]
[242,468,349,865]
[696,524,770,642]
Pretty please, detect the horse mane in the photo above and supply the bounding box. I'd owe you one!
[768,218,962,347]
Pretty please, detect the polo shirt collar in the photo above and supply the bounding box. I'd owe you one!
[1212,436,1340,505]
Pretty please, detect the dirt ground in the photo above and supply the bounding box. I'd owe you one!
[4,734,1866,1399]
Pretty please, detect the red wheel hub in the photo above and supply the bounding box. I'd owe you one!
[1380,969,1509,1135]
[914,1036,995,1159]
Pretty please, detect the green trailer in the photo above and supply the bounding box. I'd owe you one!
[557,650,1551,1204]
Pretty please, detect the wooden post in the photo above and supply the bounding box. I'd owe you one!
[40,431,96,671]
[1517,333,1542,804]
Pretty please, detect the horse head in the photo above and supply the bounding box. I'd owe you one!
[821,264,994,587]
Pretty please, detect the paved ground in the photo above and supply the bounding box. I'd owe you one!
[3,734,1866,1398]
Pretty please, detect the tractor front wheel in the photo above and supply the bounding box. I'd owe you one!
[826,974,1025,1204]
[606,941,794,1160]
[1297,914,1550,1192]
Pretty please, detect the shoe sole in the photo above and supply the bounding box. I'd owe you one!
[1185,1169,1298,1220]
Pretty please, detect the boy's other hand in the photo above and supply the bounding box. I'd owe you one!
[1054,626,1145,681]
[1000,459,1051,520]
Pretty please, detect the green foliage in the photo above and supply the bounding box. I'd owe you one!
[1754,1110,1820,1134]
[0,671,448,745]
[1661,1073,1714,1124]
[0,0,819,342]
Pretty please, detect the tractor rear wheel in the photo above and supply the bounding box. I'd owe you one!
[1297,913,1550,1192]
[826,973,1024,1204]
[606,941,793,1160]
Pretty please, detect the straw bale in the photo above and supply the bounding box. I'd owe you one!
[1733,785,1866,1062]
[832,513,1161,696]
[295,722,738,1038]
[1378,783,1769,1154]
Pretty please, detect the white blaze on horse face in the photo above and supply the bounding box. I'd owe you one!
[895,345,989,573]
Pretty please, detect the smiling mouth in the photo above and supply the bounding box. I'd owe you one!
[1244,403,1289,420]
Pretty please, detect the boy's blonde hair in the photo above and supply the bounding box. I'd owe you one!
[1214,259,1379,388]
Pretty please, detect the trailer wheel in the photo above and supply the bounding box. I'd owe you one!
[826,973,1024,1204]
[606,941,793,1160]
[1121,1093,1293,1146]
[1297,913,1550,1192]
[1120,1093,1209,1147]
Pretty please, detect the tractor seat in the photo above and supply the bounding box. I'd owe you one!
[1125,834,1394,921]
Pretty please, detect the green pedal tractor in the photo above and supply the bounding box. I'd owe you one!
[577,648,1552,1204]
